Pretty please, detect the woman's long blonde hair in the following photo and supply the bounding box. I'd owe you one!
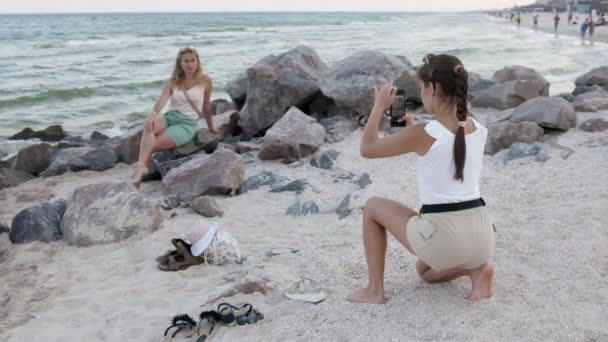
[170,47,204,89]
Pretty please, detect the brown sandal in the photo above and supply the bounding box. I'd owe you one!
[157,239,205,271]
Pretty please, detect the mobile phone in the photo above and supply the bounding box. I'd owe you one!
[389,89,406,127]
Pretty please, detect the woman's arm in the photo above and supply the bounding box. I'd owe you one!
[151,81,172,115]
[145,81,172,132]
[202,76,219,133]
[360,82,431,159]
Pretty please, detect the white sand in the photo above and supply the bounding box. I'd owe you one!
[1,110,608,341]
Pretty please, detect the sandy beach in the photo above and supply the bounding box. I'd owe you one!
[494,11,608,43]
[1,106,608,341]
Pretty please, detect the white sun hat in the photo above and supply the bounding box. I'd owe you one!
[188,221,219,257]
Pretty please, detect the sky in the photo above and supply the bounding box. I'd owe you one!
[0,0,535,14]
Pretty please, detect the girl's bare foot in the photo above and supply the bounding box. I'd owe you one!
[347,287,386,304]
[131,164,148,189]
[466,263,494,301]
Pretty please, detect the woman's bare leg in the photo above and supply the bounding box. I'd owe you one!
[132,117,174,189]
[347,197,418,304]
[416,260,494,300]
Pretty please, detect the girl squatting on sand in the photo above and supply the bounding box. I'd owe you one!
[132,47,219,188]
[348,53,496,304]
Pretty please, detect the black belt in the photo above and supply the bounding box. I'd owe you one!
[419,198,486,215]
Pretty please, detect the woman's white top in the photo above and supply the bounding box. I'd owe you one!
[166,85,205,120]
[415,118,488,205]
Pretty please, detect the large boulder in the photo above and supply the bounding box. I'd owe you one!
[40,145,118,177]
[162,148,244,201]
[579,118,608,132]
[258,107,326,161]
[118,129,143,164]
[471,66,549,110]
[211,99,237,115]
[509,97,576,130]
[199,110,239,137]
[11,143,53,175]
[485,121,544,155]
[0,168,35,190]
[9,125,67,142]
[575,65,608,89]
[61,182,161,247]
[319,51,418,118]
[572,89,608,112]
[225,54,278,107]
[236,46,329,134]
[9,200,66,243]
[318,116,358,143]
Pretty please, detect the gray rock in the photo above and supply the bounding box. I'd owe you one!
[572,89,608,112]
[319,51,418,118]
[162,148,244,201]
[335,194,352,219]
[572,84,603,97]
[509,97,576,130]
[11,143,53,175]
[286,195,320,217]
[90,131,109,142]
[238,46,330,134]
[40,144,118,177]
[118,129,143,164]
[469,79,496,94]
[258,107,326,161]
[356,173,372,189]
[9,200,66,243]
[575,65,608,87]
[239,171,290,193]
[236,141,262,154]
[211,99,237,115]
[0,168,35,190]
[196,129,221,153]
[485,121,544,155]
[579,118,608,132]
[504,142,543,163]
[9,125,67,142]
[191,196,224,218]
[471,80,549,110]
[270,179,310,194]
[318,116,358,143]
[217,142,237,153]
[471,65,549,110]
[556,93,575,102]
[310,150,339,170]
[158,156,195,178]
[199,110,239,137]
[225,54,278,107]
[142,150,177,181]
[61,182,161,247]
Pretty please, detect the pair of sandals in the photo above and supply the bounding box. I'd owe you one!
[156,239,205,272]
[163,303,264,341]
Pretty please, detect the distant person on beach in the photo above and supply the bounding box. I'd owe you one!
[348,54,495,304]
[516,13,521,27]
[597,13,606,26]
[533,14,539,30]
[581,18,589,40]
[554,13,561,32]
[568,10,573,25]
[589,17,595,40]
[132,47,218,188]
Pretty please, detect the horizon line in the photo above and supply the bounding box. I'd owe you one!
[0,9,494,15]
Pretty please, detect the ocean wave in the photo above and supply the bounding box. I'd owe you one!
[0,80,164,108]
[35,42,66,49]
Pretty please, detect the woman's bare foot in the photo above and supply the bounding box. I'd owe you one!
[131,164,148,189]
[347,287,386,304]
[466,263,494,300]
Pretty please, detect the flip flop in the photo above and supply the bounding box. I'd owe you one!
[217,303,264,326]
[284,278,327,304]
[197,311,222,341]
[163,314,197,341]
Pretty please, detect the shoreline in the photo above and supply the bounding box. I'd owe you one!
[489,12,608,43]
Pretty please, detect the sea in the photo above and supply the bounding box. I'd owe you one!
[1,12,607,157]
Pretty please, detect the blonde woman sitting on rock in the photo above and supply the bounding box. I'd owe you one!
[132,47,219,188]
[348,53,495,304]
